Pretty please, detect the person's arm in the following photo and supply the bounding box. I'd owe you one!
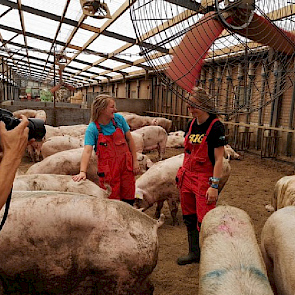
[125,131,140,175]
[0,116,29,210]
[72,145,93,182]
[206,145,224,204]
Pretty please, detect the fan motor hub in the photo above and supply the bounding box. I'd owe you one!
[201,0,255,10]
[225,0,255,10]
[80,0,111,19]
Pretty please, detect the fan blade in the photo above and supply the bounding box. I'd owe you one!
[230,12,295,55]
[50,84,61,94]
[166,12,228,93]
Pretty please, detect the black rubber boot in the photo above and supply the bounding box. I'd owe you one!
[177,215,201,265]
[177,228,200,265]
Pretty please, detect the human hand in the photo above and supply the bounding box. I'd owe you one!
[72,171,86,182]
[206,187,219,205]
[133,160,141,175]
[0,115,29,160]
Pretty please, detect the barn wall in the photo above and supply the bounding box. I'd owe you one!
[1,98,151,126]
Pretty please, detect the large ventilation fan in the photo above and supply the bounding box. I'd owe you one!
[50,54,75,94]
[130,0,295,116]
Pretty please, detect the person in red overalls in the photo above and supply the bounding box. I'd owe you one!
[72,94,140,205]
[176,87,226,265]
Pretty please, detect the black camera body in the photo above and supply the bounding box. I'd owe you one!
[0,108,46,140]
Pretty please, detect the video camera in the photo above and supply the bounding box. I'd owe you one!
[0,108,46,141]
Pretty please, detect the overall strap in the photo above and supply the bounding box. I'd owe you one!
[94,121,101,132]
[112,118,118,128]
[95,118,117,132]
[205,118,219,136]
[187,118,196,136]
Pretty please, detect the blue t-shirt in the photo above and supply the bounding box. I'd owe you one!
[84,113,130,151]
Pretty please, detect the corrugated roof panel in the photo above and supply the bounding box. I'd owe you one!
[64,67,79,74]
[6,44,25,55]
[0,0,292,86]
[21,0,65,17]
[86,67,104,74]
[0,4,12,14]
[76,52,101,64]
[82,16,106,28]
[78,71,93,77]
[57,23,77,43]
[120,65,144,73]
[0,28,16,40]
[0,9,21,30]
[99,59,126,69]
[26,36,52,52]
[70,27,97,47]
[30,51,52,61]
[0,52,9,57]
[65,0,83,21]
[87,34,126,53]
[22,12,59,39]
[107,10,136,39]
[103,71,118,77]
[68,60,87,69]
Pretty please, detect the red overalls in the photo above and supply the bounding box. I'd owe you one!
[176,118,219,223]
[95,120,135,200]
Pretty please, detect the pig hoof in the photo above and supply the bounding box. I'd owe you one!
[157,214,165,228]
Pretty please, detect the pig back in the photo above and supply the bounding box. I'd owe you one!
[199,205,273,295]
[13,174,108,198]
[26,148,99,184]
[0,192,161,294]
[41,135,84,158]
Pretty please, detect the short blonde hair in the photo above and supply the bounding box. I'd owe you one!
[90,94,115,122]
[188,86,215,114]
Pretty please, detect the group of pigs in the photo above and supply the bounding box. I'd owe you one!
[5,108,288,295]
[1,109,181,294]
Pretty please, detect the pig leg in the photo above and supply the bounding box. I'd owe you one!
[33,148,40,162]
[261,241,277,293]
[26,145,35,162]
[157,144,162,161]
[32,141,44,162]
[34,147,43,162]
[155,201,164,219]
[157,142,166,161]
[167,198,179,226]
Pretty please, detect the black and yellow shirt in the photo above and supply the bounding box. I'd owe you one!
[184,114,227,165]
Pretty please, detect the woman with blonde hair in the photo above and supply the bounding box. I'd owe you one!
[176,86,226,265]
[73,94,140,205]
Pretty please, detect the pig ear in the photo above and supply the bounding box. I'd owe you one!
[135,189,143,200]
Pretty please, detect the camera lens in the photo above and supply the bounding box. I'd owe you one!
[0,108,46,141]
[27,118,46,141]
